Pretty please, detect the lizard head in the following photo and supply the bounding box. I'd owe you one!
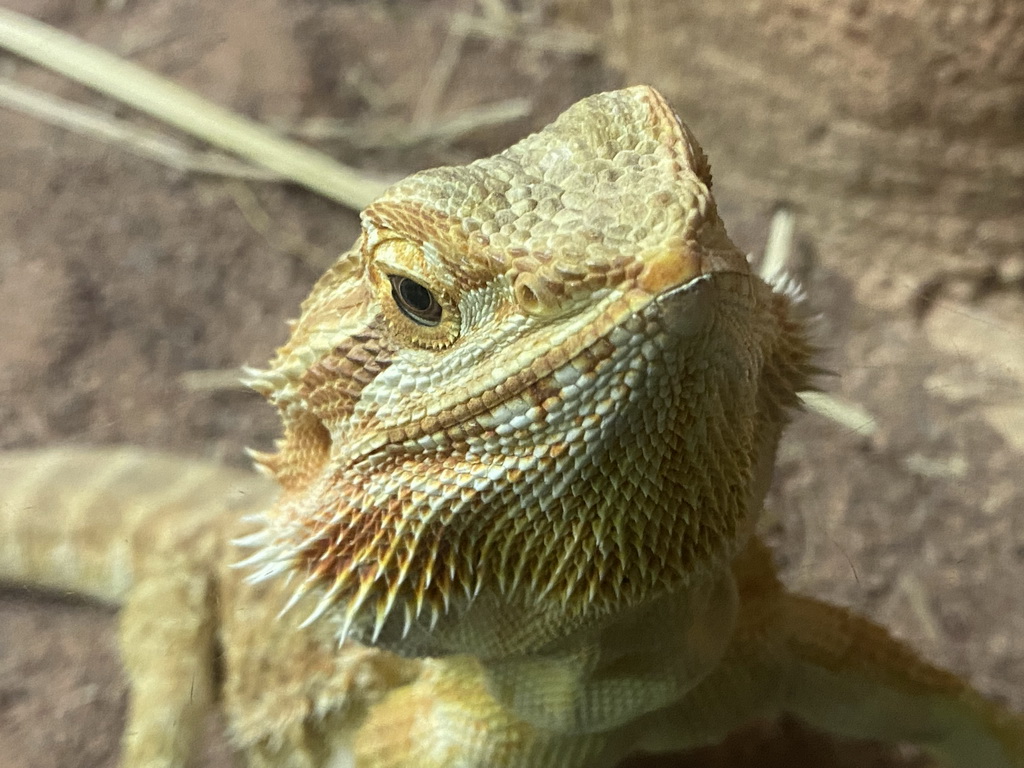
[240,86,815,656]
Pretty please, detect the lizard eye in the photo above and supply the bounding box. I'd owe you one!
[388,275,442,326]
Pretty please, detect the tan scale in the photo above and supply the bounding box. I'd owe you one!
[1,86,1022,768]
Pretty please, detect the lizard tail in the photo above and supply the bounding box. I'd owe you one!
[780,593,1024,768]
[0,446,276,605]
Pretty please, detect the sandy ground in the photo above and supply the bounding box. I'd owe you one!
[0,1,1020,767]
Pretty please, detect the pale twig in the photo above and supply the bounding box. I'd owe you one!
[293,98,532,149]
[0,77,278,180]
[413,1,596,126]
[800,391,878,437]
[178,368,249,392]
[760,207,796,283]
[518,0,546,26]
[413,8,472,126]
[476,0,514,23]
[454,12,598,54]
[223,181,334,272]
[0,7,388,209]
[610,0,632,41]
[761,209,879,437]
[884,573,942,645]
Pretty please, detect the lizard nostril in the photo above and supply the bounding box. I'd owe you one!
[514,273,559,316]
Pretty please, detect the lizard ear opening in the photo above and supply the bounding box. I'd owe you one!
[249,411,332,493]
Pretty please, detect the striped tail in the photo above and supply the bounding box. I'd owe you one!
[0,446,277,604]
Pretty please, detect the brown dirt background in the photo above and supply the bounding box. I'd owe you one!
[0,1,1021,767]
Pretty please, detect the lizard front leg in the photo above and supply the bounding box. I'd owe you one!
[117,510,231,768]
[778,592,1024,768]
[118,565,219,768]
[353,655,612,768]
[637,539,1024,767]
[645,593,1024,767]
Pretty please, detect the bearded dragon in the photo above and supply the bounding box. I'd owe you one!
[1,86,1021,768]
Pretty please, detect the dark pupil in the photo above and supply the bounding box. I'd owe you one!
[399,278,433,311]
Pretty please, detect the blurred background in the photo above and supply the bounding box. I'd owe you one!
[0,1,1021,766]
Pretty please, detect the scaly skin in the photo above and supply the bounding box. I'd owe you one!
[1,86,1022,768]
